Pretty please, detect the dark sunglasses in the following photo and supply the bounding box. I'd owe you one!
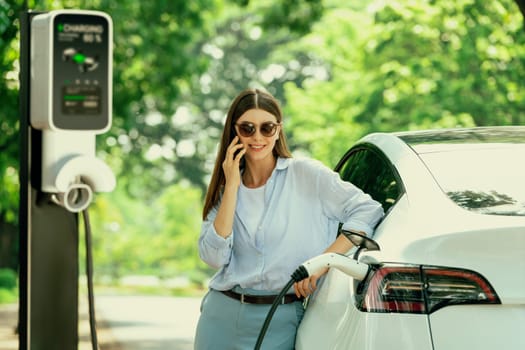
[235,121,281,137]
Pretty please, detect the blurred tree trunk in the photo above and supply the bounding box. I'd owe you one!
[516,0,525,24]
[0,219,18,270]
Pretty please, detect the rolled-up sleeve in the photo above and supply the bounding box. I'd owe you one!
[198,205,234,269]
[317,162,384,236]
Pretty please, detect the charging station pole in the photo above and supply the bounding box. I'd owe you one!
[19,10,80,350]
[19,9,115,349]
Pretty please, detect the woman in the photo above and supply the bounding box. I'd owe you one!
[195,88,384,349]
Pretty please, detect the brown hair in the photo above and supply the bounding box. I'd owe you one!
[202,88,292,219]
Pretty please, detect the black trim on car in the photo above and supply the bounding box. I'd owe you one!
[334,142,405,216]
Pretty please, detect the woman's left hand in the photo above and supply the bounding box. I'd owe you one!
[293,267,329,298]
[293,235,356,298]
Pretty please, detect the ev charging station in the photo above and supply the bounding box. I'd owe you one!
[19,9,115,349]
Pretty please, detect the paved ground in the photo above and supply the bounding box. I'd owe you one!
[0,303,19,350]
[0,295,202,350]
[0,300,122,350]
[95,295,201,350]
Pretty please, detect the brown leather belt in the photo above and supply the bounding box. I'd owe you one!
[220,289,302,305]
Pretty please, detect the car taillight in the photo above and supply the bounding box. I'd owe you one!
[356,264,501,314]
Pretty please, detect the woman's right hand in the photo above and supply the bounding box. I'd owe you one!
[213,136,245,238]
[222,136,246,188]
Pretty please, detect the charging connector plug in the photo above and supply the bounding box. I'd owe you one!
[291,265,309,282]
[255,254,370,350]
[301,252,370,281]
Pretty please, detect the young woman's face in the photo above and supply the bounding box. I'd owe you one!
[235,109,281,163]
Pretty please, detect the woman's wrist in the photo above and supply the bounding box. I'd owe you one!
[325,234,354,254]
[224,181,240,192]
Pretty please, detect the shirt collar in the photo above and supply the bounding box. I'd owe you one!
[276,157,291,170]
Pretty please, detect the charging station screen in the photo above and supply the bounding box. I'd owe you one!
[52,13,110,130]
[62,85,101,114]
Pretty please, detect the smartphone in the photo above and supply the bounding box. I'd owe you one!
[234,137,245,169]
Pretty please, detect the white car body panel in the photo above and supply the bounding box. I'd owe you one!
[429,305,525,349]
[295,127,525,350]
[296,269,433,350]
[368,209,525,304]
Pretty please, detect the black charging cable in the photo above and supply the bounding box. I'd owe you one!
[82,208,99,350]
[254,266,310,350]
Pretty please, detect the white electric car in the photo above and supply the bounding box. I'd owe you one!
[295,126,525,350]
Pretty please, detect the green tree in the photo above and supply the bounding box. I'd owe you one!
[1,0,325,271]
[4,0,525,283]
[154,184,205,274]
[285,0,525,166]
[102,0,327,199]
[85,183,207,284]
[0,0,26,270]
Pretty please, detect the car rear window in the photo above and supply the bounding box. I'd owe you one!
[412,143,525,216]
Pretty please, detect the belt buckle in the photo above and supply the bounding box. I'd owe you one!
[240,293,246,304]
[281,296,286,305]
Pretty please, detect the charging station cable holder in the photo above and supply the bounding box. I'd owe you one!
[52,155,116,213]
[42,130,116,213]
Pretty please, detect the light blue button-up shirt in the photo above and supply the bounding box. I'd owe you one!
[198,157,384,293]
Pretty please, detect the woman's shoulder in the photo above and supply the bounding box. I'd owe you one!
[286,156,329,174]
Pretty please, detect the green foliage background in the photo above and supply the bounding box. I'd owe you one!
[1,0,524,291]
